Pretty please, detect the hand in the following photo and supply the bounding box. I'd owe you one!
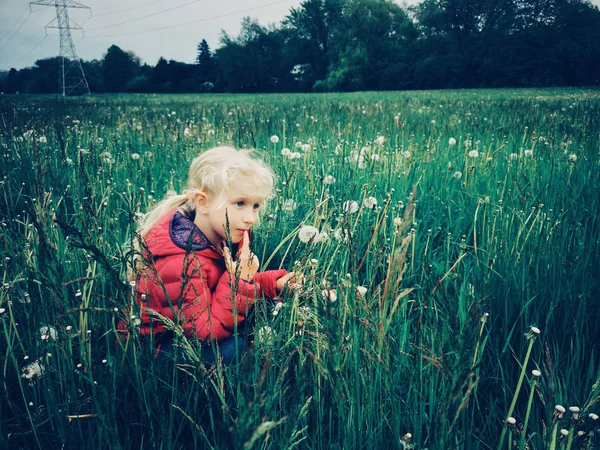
[276,272,302,295]
[223,231,259,282]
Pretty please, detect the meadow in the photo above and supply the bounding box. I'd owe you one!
[1,88,599,450]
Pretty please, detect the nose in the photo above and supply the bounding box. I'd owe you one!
[243,208,257,225]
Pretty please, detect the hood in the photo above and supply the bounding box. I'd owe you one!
[144,208,222,260]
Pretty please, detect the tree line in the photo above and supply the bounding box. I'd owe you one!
[2,0,600,94]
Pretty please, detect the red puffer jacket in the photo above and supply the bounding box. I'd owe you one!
[133,208,286,341]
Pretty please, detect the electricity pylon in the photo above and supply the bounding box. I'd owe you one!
[30,0,91,96]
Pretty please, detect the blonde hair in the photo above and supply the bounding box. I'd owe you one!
[138,146,276,239]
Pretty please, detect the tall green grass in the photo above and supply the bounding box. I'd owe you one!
[1,88,599,449]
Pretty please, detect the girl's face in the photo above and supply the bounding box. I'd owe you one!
[195,176,265,247]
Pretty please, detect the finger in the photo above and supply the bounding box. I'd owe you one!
[282,272,296,284]
[239,230,251,258]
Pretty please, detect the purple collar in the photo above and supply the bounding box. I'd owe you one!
[169,210,214,252]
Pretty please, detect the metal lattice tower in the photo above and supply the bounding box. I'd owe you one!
[30,0,91,96]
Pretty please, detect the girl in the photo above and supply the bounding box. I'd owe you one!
[128,146,294,365]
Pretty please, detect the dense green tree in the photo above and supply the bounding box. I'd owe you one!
[323,0,417,91]
[6,68,19,94]
[196,39,216,87]
[216,18,291,92]
[102,45,140,93]
[283,0,344,88]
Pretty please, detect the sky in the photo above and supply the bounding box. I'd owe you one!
[0,0,311,71]
[1,0,599,72]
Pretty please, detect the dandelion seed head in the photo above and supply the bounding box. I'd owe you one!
[468,150,479,158]
[343,200,359,214]
[323,175,336,185]
[356,286,368,297]
[298,225,319,243]
[531,369,541,377]
[39,326,57,341]
[555,405,566,413]
[282,199,297,212]
[21,360,45,380]
[321,289,337,302]
[560,429,569,436]
[449,137,457,146]
[507,417,516,425]
[363,196,377,209]
[270,135,279,144]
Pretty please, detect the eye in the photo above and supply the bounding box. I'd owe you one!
[253,203,261,210]
[235,201,245,208]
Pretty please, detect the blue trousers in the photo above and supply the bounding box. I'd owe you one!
[155,334,245,366]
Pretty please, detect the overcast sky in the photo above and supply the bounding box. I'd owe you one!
[1,0,598,72]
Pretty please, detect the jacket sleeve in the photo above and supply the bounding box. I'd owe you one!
[253,269,288,299]
[179,261,258,341]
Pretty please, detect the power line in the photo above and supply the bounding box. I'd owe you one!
[86,0,207,32]
[0,6,30,45]
[0,10,33,51]
[88,0,165,18]
[17,34,49,64]
[85,0,296,39]
[12,28,44,51]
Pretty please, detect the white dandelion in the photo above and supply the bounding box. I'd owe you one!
[321,289,337,302]
[448,137,457,146]
[356,286,368,297]
[334,228,350,243]
[22,360,45,380]
[363,196,377,209]
[270,135,279,144]
[281,148,291,157]
[39,325,57,341]
[131,153,140,160]
[298,225,320,243]
[323,175,336,185]
[343,200,359,214]
[468,150,479,158]
[281,199,297,212]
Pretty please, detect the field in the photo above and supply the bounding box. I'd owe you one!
[1,88,600,450]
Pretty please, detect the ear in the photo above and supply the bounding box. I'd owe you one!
[193,191,210,214]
